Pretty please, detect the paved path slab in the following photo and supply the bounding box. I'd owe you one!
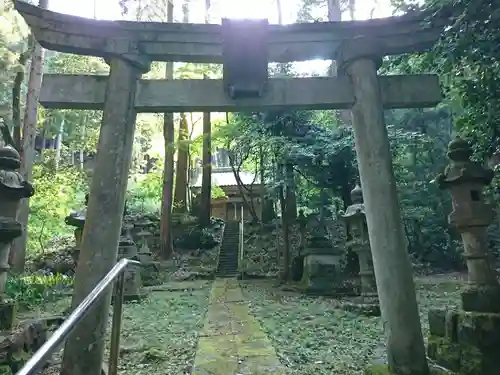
[193,279,285,375]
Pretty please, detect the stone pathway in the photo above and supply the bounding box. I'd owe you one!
[193,278,285,375]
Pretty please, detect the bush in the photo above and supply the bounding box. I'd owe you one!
[5,273,73,308]
[174,223,222,250]
[28,155,88,258]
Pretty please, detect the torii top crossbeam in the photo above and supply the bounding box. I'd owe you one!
[15,0,442,65]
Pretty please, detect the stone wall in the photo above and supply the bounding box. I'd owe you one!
[0,317,64,374]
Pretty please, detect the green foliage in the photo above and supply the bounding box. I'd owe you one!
[28,152,88,256]
[127,159,163,214]
[5,273,73,308]
[211,185,226,199]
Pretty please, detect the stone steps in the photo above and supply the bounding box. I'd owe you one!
[216,222,240,277]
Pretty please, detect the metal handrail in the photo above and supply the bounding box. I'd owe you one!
[16,258,140,375]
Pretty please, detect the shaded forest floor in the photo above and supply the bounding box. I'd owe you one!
[241,274,463,375]
[22,275,464,375]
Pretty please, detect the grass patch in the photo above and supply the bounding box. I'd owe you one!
[113,280,211,375]
[19,280,211,375]
[241,275,462,375]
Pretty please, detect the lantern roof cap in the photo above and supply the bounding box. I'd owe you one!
[436,137,494,188]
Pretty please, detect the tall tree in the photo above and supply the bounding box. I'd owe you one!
[159,0,175,259]
[199,0,212,227]
[10,0,49,273]
[173,2,190,214]
[12,35,34,151]
[275,0,292,280]
[174,112,189,212]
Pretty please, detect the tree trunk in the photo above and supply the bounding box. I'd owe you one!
[278,168,290,281]
[199,0,212,227]
[10,0,49,273]
[160,0,175,259]
[55,116,65,170]
[285,162,297,220]
[260,145,275,223]
[38,122,47,163]
[12,36,33,151]
[199,109,212,226]
[173,113,189,212]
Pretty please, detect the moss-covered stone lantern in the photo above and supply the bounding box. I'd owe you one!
[427,137,500,375]
[342,185,378,301]
[436,137,499,313]
[300,215,344,295]
[0,147,34,330]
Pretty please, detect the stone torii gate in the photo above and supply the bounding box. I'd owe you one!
[15,1,443,375]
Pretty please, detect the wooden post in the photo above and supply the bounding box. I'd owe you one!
[60,56,149,375]
[337,37,429,375]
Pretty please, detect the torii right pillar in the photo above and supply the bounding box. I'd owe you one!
[336,37,429,375]
[427,137,500,375]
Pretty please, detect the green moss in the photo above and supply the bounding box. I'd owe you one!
[458,344,483,375]
[428,334,486,375]
[193,279,284,374]
[364,364,390,375]
[428,335,461,370]
[364,364,451,375]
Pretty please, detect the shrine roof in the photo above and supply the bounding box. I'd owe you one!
[190,167,261,188]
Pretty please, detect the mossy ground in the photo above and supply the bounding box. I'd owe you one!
[22,280,212,375]
[19,274,463,375]
[240,274,463,375]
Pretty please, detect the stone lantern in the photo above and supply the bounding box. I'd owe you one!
[427,137,500,375]
[342,185,378,302]
[436,137,499,313]
[136,227,153,263]
[64,193,87,265]
[0,147,34,330]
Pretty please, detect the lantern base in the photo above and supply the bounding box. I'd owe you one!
[427,308,500,375]
[461,284,500,313]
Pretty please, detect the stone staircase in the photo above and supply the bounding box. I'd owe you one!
[216,221,240,277]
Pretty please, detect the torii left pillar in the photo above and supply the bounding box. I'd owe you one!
[61,55,150,375]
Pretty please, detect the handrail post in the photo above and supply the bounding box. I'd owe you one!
[108,272,125,375]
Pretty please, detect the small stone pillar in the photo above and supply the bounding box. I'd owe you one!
[135,227,160,286]
[336,37,428,374]
[428,137,500,375]
[64,193,87,265]
[437,137,499,311]
[341,185,379,316]
[116,235,143,301]
[0,147,34,330]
